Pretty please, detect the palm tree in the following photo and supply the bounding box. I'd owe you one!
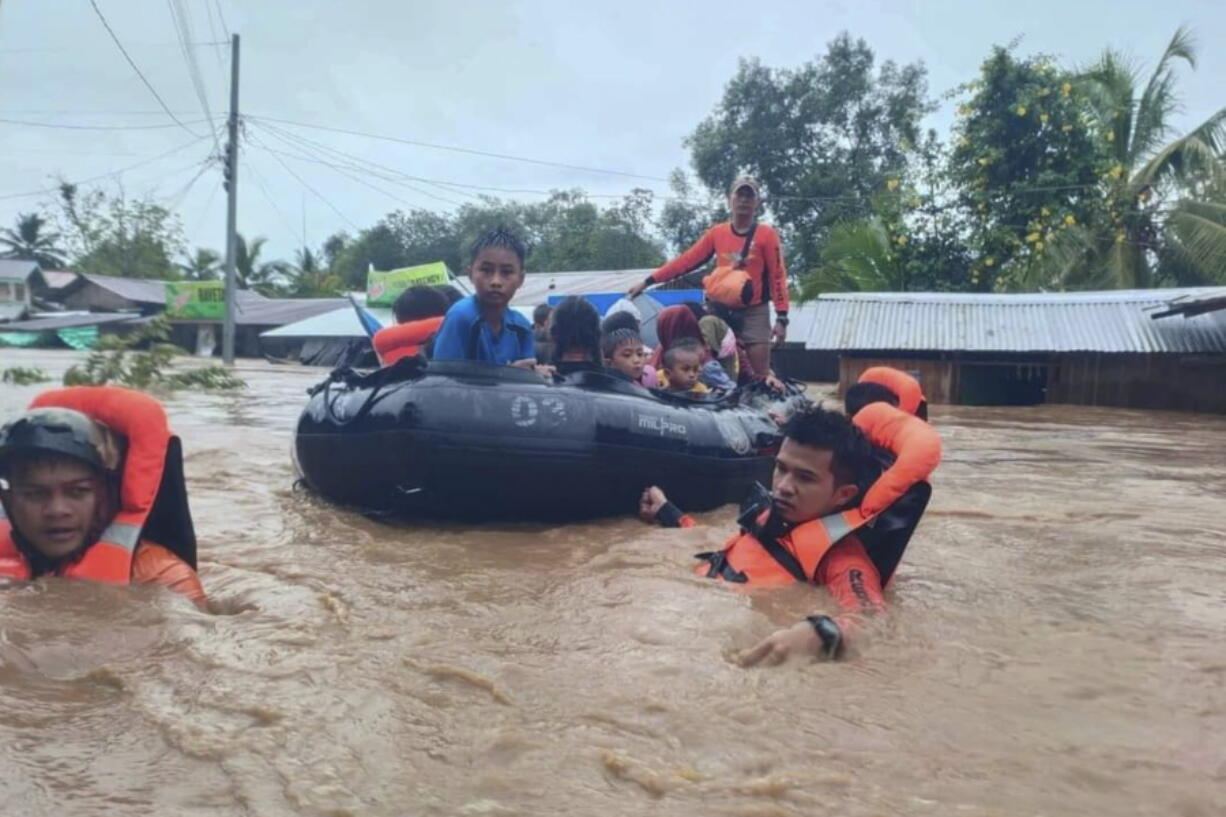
[177,247,222,281]
[0,212,67,268]
[798,218,908,298]
[1032,27,1226,288]
[286,246,342,297]
[235,234,289,295]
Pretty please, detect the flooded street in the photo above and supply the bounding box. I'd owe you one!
[2,348,1224,816]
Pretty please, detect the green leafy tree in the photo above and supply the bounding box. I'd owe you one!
[55,183,185,279]
[685,33,934,275]
[0,212,66,268]
[1035,28,1226,288]
[658,170,721,255]
[285,246,343,297]
[234,234,289,295]
[177,247,221,281]
[948,47,1110,291]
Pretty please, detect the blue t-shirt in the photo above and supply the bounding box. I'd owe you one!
[431,295,535,365]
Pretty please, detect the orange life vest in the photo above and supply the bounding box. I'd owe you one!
[695,507,873,587]
[697,400,942,588]
[851,401,941,517]
[373,316,445,365]
[858,366,926,417]
[0,386,171,584]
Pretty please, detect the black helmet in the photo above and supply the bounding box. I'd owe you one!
[0,408,121,476]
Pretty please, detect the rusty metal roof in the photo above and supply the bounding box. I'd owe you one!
[795,288,1226,354]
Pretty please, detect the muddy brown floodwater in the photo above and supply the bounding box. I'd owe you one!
[1,348,1224,816]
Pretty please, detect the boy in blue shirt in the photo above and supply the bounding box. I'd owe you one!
[432,227,536,367]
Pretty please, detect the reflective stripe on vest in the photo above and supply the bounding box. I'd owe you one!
[695,507,871,588]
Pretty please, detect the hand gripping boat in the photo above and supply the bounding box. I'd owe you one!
[293,359,786,521]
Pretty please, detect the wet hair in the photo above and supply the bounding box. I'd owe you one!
[782,403,876,491]
[533,303,552,328]
[601,327,642,359]
[662,337,703,369]
[601,310,640,335]
[549,296,601,363]
[393,285,450,324]
[845,382,900,417]
[435,284,465,306]
[468,225,527,267]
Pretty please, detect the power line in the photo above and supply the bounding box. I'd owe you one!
[87,0,202,137]
[246,114,673,183]
[188,176,222,242]
[166,0,221,157]
[0,116,214,131]
[244,155,304,246]
[244,130,359,230]
[249,120,469,207]
[0,135,208,201]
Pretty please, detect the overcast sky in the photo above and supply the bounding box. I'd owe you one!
[1,0,1223,266]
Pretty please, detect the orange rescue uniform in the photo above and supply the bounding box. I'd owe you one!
[0,386,206,607]
[649,222,790,314]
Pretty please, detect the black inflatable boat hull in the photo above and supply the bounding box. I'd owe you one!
[294,360,783,520]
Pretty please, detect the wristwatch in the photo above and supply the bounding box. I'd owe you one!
[805,615,843,659]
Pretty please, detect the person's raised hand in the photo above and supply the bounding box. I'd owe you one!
[627,280,648,300]
[737,621,822,667]
[638,485,668,522]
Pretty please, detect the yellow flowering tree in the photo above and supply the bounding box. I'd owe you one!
[949,47,1111,291]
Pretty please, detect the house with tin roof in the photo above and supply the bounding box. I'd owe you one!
[788,288,1226,414]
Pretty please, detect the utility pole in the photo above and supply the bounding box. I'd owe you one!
[222,33,241,365]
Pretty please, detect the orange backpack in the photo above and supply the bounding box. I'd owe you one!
[702,224,758,308]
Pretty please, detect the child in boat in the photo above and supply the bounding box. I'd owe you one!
[602,311,656,386]
[431,227,536,367]
[548,296,602,376]
[657,339,711,395]
[372,285,450,365]
[602,327,647,384]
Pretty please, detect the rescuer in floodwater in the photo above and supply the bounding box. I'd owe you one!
[0,386,206,608]
[640,396,940,665]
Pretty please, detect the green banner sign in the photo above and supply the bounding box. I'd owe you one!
[366,261,450,306]
[164,282,225,320]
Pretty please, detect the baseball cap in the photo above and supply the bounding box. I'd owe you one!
[729,175,761,198]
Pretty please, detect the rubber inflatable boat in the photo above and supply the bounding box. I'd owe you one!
[294,359,786,520]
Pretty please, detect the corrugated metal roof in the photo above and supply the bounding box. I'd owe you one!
[0,259,40,281]
[0,312,141,332]
[70,273,171,304]
[260,306,394,338]
[510,269,654,308]
[39,270,79,289]
[231,297,349,327]
[797,288,1226,354]
[1150,286,1226,319]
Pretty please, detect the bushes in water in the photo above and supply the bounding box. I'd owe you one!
[1,366,51,385]
[63,316,246,392]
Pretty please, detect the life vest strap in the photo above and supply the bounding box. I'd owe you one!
[694,551,747,583]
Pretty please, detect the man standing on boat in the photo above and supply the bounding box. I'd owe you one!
[627,176,789,376]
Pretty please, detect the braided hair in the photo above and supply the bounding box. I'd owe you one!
[468,226,527,267]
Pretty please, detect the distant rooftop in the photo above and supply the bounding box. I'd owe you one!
[792,287,1226,355]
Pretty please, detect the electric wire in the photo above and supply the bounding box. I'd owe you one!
[243,130,360,230]
[87,0,202,137]
[166,0,221,158]
[0,116,215,131]
[0,135,210,201]
[245,114,672,183]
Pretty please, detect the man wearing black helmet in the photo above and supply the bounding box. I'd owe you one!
[0,387,205,606]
